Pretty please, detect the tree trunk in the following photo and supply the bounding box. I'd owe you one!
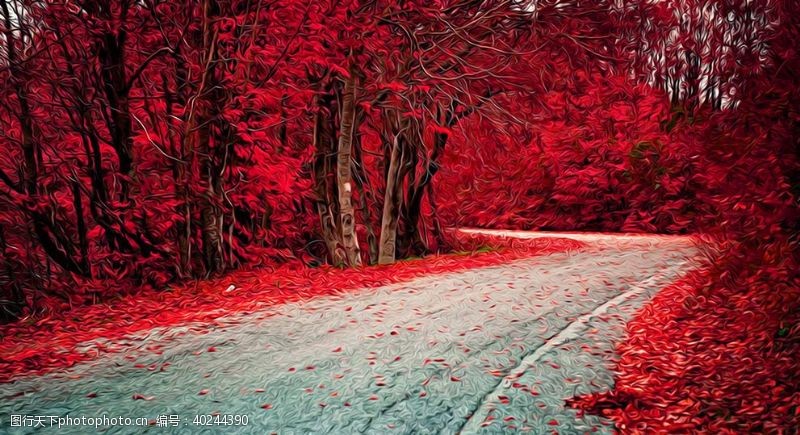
[351,117,379,265]
[427,181,449,252]
[378,131,404,265]
[312,96,345,265]
[336,70,362,266]
[71,179,91,277]
[187,0,225,275]
[0,227,26,322]
[397,134,420,258]
[199,137,224,275]
[98,30,135,202]
[161,72,193,277]
[402,127,448,256]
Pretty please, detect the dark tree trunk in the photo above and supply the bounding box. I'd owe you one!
[312,93,345,265]
[186,0,227,275]
[71,179,91,277]
[401,110,450,257]
[0,227,26,322]
[98,29,135,202]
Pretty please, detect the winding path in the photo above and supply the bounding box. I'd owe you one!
[1,232,702,434]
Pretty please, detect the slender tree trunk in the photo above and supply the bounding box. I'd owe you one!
[403,126,448,256]
[378,131,404,265]
[186,0,225,275]
[336,69,362,266]
[71,179,91,277]
[351,117,378,265]
[0,227,26,322]
[278,93,289,152]
[426,182,448,251]
[313,99,345,265]
[397,134,419,257]
[98,30,135,202]
[199,131,225,274]
[161,72,193,277]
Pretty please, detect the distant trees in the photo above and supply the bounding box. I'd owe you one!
[617,0,777,113]
[438,0,795,235]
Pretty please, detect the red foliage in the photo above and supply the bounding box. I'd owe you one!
[0,0,797,429]
[438,73,705,233]
[0,0,538,319]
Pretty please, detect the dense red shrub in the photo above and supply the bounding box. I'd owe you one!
[438,72,710,233]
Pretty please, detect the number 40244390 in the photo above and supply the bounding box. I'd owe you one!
[192,414,249,426]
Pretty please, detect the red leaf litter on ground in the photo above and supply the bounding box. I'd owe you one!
[0,234,584,382]
[569,239,800,433]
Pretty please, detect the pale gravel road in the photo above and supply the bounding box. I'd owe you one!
[1,232,702,434]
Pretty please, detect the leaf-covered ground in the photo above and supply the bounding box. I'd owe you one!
[1,233,701,434]
[0,236,582,382]
[570,239,800,433]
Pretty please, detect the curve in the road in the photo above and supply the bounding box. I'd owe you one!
[1,234,702,434]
